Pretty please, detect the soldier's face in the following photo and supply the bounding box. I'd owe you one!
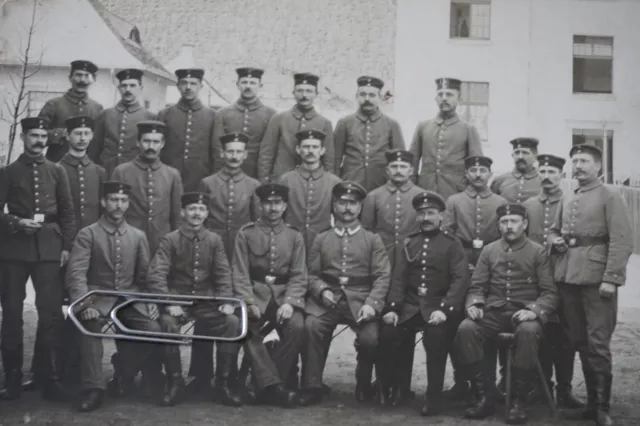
[138,133,165,160]
[177,78,202,101]
[118,79,142,104]
[417,207,443,231]
[102,193,130,220]
[333,198,362,223]
[21,129,48,156]
[435,89,460,113]
[296,139,325,165]
[69,70,94,93]
[68,127,93,153]
[466,166,492,190]
[356,87,381,113]
[512,147,536,171]
[499,215,528,242]
[261,198,287,222]
[539,165,562,190]
[572,153,601,182]
[387,161,412,184]
[237,77,262,100]
[222,142,247,168]
[293,84,317,109]
[182,204,209,227]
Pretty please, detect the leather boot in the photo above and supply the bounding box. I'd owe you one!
[2,370,23,401]
[215,352,243,406]
[420,392,442,416]
[374,356,392,406]
[354,355,375,402]
[555,353,585,409]
[41,350,73,401]
[506,369,530,425]
[443,355,470,401]
[594,373,613,426]
[261,384,298,408]
[77,389,104,412]
[464,362,495,419]
[285,362,300,391]
[161,347,184,406]
[106,353,134,398]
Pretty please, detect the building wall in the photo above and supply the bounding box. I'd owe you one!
[395,0,640,180]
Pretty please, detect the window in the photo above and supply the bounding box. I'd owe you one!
[459,81,490,144]
[573,35,614,94]
[450,0,491,40]
[572,128,614,183]
[27,90,64,115]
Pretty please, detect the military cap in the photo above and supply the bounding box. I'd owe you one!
[510,137,539,150]
[497,203,527,219]
[385,149,414,164]
[116,68,144,82]
[332,181,367,202]
[21,117,50,132]
[295,129,326,143]
[220,131,250,146]
[357,76,384,90]
[293,72,319,87]
[569,143,602,161]
[255,183,289,202]
[137,120,166,136]
[412,191,446,212]
[181,192,210,208]
[435,77,462,90]
[65,115,94,132]
[465,155,493,169]
[175,68,205,80]
[103,181,131,196]
[70,60,98,74]
[537,154,566,170]
[236,67,264,79]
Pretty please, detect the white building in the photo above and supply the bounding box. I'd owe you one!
[395,0,640,184]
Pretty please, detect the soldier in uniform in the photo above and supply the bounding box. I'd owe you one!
[491,138,542,203]
[39,60,103,162]
[89,68,156,176]
[213,67,276,178]
[409,78,483,201]
[441,155,506,400]
[147,192,243,407]
[65,181,165,412]
[549,144,633,426]
[258,73,335,181]
[333,76,405,192]
[298,181,391,406]
[233,183,305,407]
[158,68,219,191]
[455,203,558,424]
[111,120,183,254]
[0,117,75,401]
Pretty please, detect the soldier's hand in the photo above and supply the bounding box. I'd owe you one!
[468,264,476,273]
[467,305,483,321]
[321,289,335,308]
[148,303,160,320]
[167,305,184,318]
[512,309,536,324]
[382,311,398,326]
[551,237,567,252]
[218,304,234,315]
[599,282,617,299]
[18,219,41,234]
[357,304,376,323]
[60,250,70,267]
[248,304,261,320]
[80,307,100,321]
[276,303,294,323]
[429,310,447,325]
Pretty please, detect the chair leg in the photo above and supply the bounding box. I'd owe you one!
[535,357,558,417]
[505,346,512,418]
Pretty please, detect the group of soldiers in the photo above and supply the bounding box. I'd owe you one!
[0,59,634,426]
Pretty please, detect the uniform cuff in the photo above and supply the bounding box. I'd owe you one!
[284,296,305,310]
[384,301,402,314]
[465,297,484,309]
[365,297,382,314]
[439,301,456,315]
[526,303,547,321]
[603,274,625,286]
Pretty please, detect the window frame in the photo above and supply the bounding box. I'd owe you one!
[449,0,492,41]
[572,35,614,95]
[459,81,490,145]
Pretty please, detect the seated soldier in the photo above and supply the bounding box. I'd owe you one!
[65,181,165,412]
[454,203,559,424]
[147,192,243,407]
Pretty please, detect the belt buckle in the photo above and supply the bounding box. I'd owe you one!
[418,286,427,296]
[568,237,577,248]
[472,239,484,249]
[33,213,45,223]
[265,275,276,285]
[339,276,349,286]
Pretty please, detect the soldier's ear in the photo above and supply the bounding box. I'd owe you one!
[180,209,186,219]
[100,198,106,209]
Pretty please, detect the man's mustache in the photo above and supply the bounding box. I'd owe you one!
[32,143,46,148]
[145,149,157,154]
[542,178,552,184]
[362,101,373,107]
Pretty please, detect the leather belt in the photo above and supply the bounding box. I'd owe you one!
[321,274,373,289]
[10,212,58,223]
[565,235,609,248]
[249,268,289,285]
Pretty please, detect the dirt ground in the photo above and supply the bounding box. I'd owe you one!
[1,256,640,426]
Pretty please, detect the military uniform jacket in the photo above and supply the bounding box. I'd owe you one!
[147,225,233,298]
[548,180,633,286]
[213,99,277,178]
[65,217,151,317]
[257,106,335,181]
[306,224,391,320]
[409,113,483,200]
[39,90,104,162]
[111,157,183,254]
[442,186,506,265]
[466,237,558,322]
[278,166,342,254]
[386,229,469,324]
[523,189,563,249]
[490,169,541,203]
[334,110,405,192]
[233,219,307,314]
[58,153,107,235]
[361,181,424,269]
[0,154,75,261]
[157,98,218,192]
[198,168,261,260]
[89,101,157,177]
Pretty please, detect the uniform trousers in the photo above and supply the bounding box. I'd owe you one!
[455,308,543,370]
[558,283,617,374]
[539,318,576,389]
[302,298,379,390]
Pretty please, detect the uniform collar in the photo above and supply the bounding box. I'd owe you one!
[115,100,142,113]
[18,153,45,165]
[133,156,162,171]
[257,218,286,234]
[356,108,382,123]
[386,180,413,193]
[234,97,263,112]
[291,104,317,120]
[576,178,603,193]
[219,167,245,182]
[64,89,89,105]
[179,224,206,241]
[61,153,91,167]
[499,236,528,252]
[297,165,324,180]
[538,187,563,204]
[334,223,362,237]
[512,168,539,180]
[465,185,492,199]
[176,97,203,112]
[435,112,460,126]
[98,216,128,236]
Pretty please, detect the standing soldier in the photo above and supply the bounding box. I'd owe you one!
[89,68,156,176]
[549,144,633,426]
[334,76,404,192]
[0,117,75,400]
[491,138,541,203]
[409,77,483,200]
[158,68,219,191]
[213,67,276,178]
[40,60,103,162]
[298,181,391,406]
[377,191,468,414]
[233,183,306,407]
[258,73,334,182]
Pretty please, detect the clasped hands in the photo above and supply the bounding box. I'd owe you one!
[466,305,537,323]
